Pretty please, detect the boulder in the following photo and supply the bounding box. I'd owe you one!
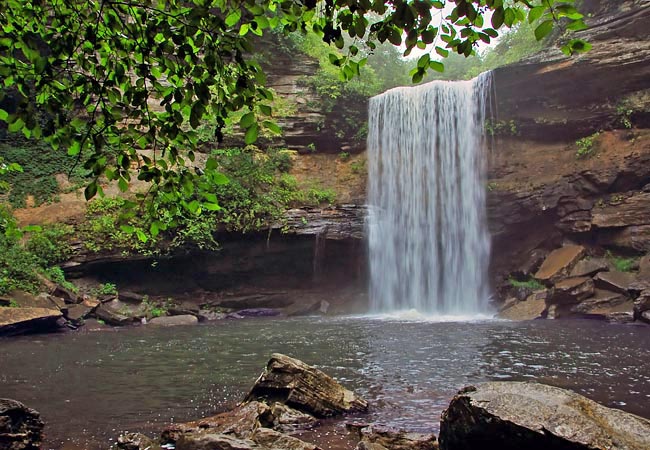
[593,271,637,294]
[118,291,146,303]
[439,382,650,450]
[534,245,585,282]
[352,426,438,450]
[94,304,132,326]
[262,402,318,433]
[548,277,594,305]
[498,291,548,321]
[605,312,635,324]
[149,315,198,326]
[0,307,62,336]
[249,428,318,450]
[244,353,368,418]
[0,398,44,450]
[64,303,96,323]
[52,284,80,304]
[569,258,609,277]
[116,432,157,450]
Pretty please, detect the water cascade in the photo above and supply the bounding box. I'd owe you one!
[366,73,492,316]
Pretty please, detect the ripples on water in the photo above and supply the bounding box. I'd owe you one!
[1,317,648,449]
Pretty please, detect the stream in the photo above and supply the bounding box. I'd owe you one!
[1,317,649,449]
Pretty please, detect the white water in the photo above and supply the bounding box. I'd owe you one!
[367,73,492,315]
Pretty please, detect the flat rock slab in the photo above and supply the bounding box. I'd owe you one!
[570,289,627,315]
[439,382,650,450]
[0,398,44,450]
[353,426,438,450]
[535,246,585,282]
[0,307,62,336]
[570,258,609,277]
[592,192,650,228]
[149,315,198,326]
[498,295,546,321]
[549,277,594,305]
[245,353,368,418]
[593,271,637,294]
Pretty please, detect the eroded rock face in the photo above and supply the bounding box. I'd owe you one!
[244,353,368,418]
[0,398,44,450]
[439,382,650,450]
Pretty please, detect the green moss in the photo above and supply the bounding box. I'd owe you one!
[606,252,637,272]
[508,277,544,290]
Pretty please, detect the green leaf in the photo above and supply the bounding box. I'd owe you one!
[203,202,221,211]
[240,112,255,128]
[528,6,545,23]
[263,120,281,134]
[429,61,444,72]
[84,181,98,200]
[118,177,129,192]
[205,157,218,170]
[135,229,148,243]
[491,7,505,28]
[534,20,554,41]
[244,123,259,144]
[120,225,135,234]
[0,109,8,121]
[225,10,241,27]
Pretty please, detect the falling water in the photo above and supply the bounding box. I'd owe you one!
[366,72,492,316]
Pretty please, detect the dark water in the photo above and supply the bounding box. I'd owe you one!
[1,317,649,449]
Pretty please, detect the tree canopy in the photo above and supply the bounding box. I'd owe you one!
[0,0,589,223]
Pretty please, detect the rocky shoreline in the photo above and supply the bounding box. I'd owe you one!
[3,354,650,450]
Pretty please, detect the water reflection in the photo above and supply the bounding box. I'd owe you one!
[0,318,648,449]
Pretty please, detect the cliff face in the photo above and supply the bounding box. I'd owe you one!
[486,0,650,283]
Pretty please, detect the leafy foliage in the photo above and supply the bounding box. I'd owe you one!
[92,282,118,297]
[605,252,637,273]
[0,141,88,207]
[575,131,600,158]
[0,0,590,216]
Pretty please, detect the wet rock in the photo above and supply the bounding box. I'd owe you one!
[0,307,63,336]
[250,428,319,450]
[569,258,609,278]
[498,291,548,321]
[149,315,198,326]
[593,271,637,294]
[168,302,200,317]
[353,426,438,450]
[605,312,635,324]
[197,310,227,321]
[230,308,283,318]
[162,401,266,442]
[641,310,650,324]
[570,289,627,315]
[534,245,585,282]
[94,304,132,326]
[633,290,650,319]
[286,300,323,317]
[116,432,157,450]
[104,299,147,320]
[548,277,594,305]
[213,294,294,310]
[245,353,368,418]
[174,433,257,450]
[0,398,44,450]
[439,382,650,450]
[262,402,318,433]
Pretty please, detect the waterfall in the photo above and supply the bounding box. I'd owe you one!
[366,72,492,316]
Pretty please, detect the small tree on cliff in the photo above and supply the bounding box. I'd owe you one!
[0,0,588,215]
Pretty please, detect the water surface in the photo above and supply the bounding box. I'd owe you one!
[1,317,648,449]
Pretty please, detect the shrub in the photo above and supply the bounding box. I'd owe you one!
[93,283,118,296]
[576,132,600,158]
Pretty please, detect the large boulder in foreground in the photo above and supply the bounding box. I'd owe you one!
[244,353,368,418]
[439,382,650,450]
[0,398,44,450]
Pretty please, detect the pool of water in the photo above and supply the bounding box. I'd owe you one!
[1,317,649,449]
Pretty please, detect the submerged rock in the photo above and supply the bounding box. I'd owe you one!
[439,382,650,450]
[149,315,198,326]
[0,398,44,450]
[244,353,368,417]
